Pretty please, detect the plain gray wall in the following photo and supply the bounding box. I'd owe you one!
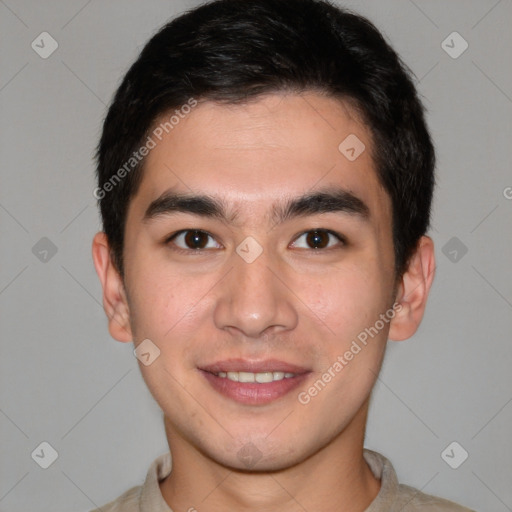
[1,1,511,510]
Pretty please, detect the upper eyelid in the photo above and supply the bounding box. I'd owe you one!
[167,229,216,241]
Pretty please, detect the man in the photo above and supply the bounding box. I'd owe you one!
[91,0,475,510]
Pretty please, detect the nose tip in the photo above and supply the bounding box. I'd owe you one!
[213,257,298,339]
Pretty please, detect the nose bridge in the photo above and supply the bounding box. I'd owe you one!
[213,247,297,338]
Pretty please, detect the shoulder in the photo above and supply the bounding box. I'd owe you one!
[395,483,477,511]
[363,449,476,512]
[89,484,141,512]
[89,451,172,512]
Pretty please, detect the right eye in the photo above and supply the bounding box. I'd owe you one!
[166,230,222,252]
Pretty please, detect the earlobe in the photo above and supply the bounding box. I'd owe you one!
[388,235,436,342]
[91,232,133,343]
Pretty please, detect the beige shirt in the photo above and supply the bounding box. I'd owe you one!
[91,449,475,511]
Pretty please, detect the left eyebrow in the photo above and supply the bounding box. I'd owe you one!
[273,187,370,225]
[142,186,370,226]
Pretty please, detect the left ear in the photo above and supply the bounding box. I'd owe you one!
[388,235,436,341]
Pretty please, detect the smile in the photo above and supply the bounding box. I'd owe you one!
[199,359,311,405]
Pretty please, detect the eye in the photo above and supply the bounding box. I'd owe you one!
[291,229,345,250]
[167,230,222,251]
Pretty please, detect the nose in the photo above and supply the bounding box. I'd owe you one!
[213,249,298,339]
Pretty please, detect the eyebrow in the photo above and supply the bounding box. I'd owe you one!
[142,186,370,227]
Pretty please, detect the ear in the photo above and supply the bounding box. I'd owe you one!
[91,231,133,342]
[388,235,435,342]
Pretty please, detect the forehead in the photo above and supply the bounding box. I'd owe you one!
[129,92,391,225]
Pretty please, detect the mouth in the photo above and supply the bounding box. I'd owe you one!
[199,359,311,405]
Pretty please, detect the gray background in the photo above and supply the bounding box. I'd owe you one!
[1,0,511,510]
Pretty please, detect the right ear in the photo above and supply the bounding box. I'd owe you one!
[91,232,133,342]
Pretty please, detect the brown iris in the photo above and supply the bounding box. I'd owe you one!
[305,230,330,249]
[184,230,210,249]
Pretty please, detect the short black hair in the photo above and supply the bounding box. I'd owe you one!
[95,0,435,283]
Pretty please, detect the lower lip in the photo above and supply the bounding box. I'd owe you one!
[200,370,311,405]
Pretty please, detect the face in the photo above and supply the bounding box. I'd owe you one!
[100,92,403,470]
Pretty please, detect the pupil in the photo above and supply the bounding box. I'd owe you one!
[185,230,207,249]
[307,230,327,249]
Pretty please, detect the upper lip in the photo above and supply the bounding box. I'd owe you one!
[200,358,310,374]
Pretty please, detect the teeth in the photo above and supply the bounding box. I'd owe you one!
[255,372,273,383]
[214,371,297,382]
[238,371,255,383]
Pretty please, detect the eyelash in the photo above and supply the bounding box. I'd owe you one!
[164,229,346,255]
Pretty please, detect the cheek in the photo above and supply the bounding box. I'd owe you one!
[127,253,211,338]
[309,264,388,337]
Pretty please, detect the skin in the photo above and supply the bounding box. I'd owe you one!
[92,92,435,512]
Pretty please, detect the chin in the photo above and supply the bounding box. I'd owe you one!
[200,434,314,473]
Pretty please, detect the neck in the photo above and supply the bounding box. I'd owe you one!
[159,401,380,512]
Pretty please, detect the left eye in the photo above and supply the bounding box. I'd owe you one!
[291,230,344,250]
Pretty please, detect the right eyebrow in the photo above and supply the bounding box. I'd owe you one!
[142,191,236,224]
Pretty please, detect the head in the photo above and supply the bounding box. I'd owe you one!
[93,0,435,471]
